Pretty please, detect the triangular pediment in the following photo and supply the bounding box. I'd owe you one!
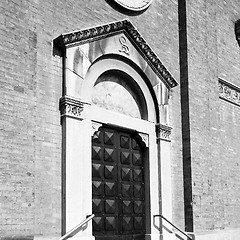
[54,19,177,89]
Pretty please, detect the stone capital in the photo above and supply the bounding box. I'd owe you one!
[156,123,172,142]
[59,95,87,120]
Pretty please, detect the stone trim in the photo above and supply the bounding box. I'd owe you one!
[218,78,240,106]
[54,19,177,89]
[138,133,149,148]
[156,123,172,142]
[91,121,103,136]
[59,95,85,120]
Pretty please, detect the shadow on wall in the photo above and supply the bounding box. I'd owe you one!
[153,215,195,240]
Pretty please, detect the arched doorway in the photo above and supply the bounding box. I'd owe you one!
[84,57,159,240]
[90,69,151,240]
[55,19,177,240]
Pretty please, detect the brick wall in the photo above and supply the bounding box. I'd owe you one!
[184,0,240,235]
[0,0,62,237]
[215,0,240,229]
[0,0,180,238]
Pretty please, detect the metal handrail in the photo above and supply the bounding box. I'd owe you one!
[59,214,95,240]
[154,214,192,240]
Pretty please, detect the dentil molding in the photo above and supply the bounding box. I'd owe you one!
[54,19,177,89]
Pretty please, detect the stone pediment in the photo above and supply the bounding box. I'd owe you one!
[54,19,177,89]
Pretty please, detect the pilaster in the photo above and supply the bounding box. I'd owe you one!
[156,123,173,239]
[60,95,93,239]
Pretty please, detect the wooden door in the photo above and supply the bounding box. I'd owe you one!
[92,126,146,240]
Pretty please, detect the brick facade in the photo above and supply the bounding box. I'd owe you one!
[0,0,240,239]
[178,0,240,237]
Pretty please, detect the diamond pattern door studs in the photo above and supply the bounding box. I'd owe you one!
[93,199,103,213]
[134,201,143,214]
[120,151,131,165]
[105,165,115,179]
[133,169,143,182]
[122,217,133,232]
[133,184,143,198]
[92,164,103,178]
[120,135,130,149]
[92,127,146,240]
[105,182,115,196]
[93,181,103,196]
[105,217,116,231]
[93,217,103,232]
[105,200,116,214]
[104,131,115,146]
[121,168,132,181]
[92,146,102,161]
[121,184,132,197]
[134,217,144,230]
[104,148,116,163]
[133,152,142,166]
[122,200,132,214]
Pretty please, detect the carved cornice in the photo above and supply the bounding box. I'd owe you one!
[54,19,177,89]
[59,96,85,120]
[156,123,172,142]
[218,78,240,106]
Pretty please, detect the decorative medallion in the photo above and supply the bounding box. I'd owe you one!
[218,78,240,106]
[118,36,130,55]
[113,0,153,11]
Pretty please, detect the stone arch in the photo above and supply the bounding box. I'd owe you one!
[92,69,147,120]
[83,56,158,123]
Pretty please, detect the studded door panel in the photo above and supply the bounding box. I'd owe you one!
[92,127,145,240]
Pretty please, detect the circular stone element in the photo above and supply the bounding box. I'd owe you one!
[113,0,153,11]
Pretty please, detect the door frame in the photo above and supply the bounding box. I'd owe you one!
[90,106,159,240]
[56,20,177,240]
[60,43,163,240]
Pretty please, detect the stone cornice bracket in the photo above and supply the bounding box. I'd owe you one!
[156,123,172,142]
[218,78,240,106]
[53,19,178,89]
[59,95,86,121]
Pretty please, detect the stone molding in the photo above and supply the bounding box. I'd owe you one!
[139,133,149,147]
[91,121,103,136]
[54,19,177,89]
[59,95,85,120]
[156,123,172,142]
[218,78,240,106]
